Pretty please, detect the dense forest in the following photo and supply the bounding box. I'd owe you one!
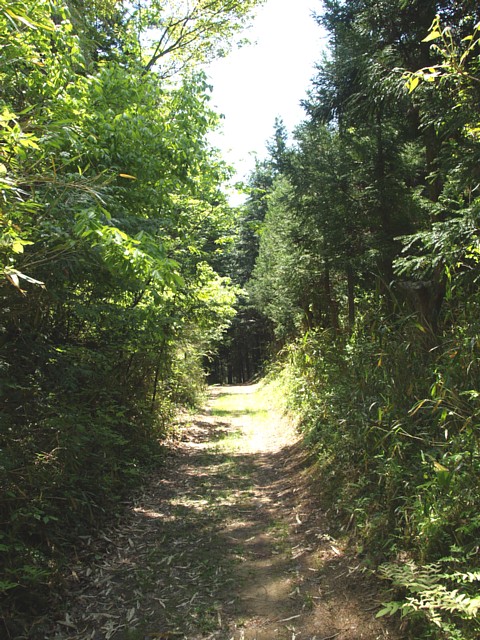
[0,0,261,634]
[220,1,480,637]
[1,1,480,639]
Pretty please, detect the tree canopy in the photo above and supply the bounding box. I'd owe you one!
[217,3,480,638]
[0,0,263,633]
[3,1,480,638]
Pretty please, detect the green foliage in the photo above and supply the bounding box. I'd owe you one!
[249,175,307,339]
[136,0,267,76]
[209,156,275,383]
[239,7,480,640]
[0,0,264,633]
[377,550,480,639]
[405,14,480,110]
[271,296,480,640]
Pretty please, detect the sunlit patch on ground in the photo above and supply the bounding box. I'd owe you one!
[50,383,402,640]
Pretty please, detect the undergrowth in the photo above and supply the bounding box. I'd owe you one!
[377,548,480,639]
[269,296,480,639]
[0,341,207,638]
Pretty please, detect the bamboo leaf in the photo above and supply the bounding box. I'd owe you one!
[407,76,420,93]
[422,30,442,43]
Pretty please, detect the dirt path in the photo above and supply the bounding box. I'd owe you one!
[50,384,403,640]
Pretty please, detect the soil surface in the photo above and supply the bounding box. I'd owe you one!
[49,384,404,640]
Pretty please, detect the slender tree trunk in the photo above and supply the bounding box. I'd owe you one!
[245,347,251,382]
[151,360,161,413]
[347,263,355,329]
[124,351,135,387]
[151,339,166,412]
[424,125,443,205]
[375,108,394,287]
[324,260,339,334]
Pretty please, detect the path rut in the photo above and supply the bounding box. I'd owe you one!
[50,384,403,640]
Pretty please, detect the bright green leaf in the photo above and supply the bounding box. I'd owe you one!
[422,30,442,43]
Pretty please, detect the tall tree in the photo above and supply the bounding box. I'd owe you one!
[0,0,262,629]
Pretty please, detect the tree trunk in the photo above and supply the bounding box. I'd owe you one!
[347,263,355,328]
[151,340,166,412]
[324,261,339,333]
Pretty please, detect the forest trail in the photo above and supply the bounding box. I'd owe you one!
[51,385,402,640]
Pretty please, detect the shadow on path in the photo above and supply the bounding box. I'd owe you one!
[49,385,403,640]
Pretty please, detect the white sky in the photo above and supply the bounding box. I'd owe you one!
[205,0,327,194]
